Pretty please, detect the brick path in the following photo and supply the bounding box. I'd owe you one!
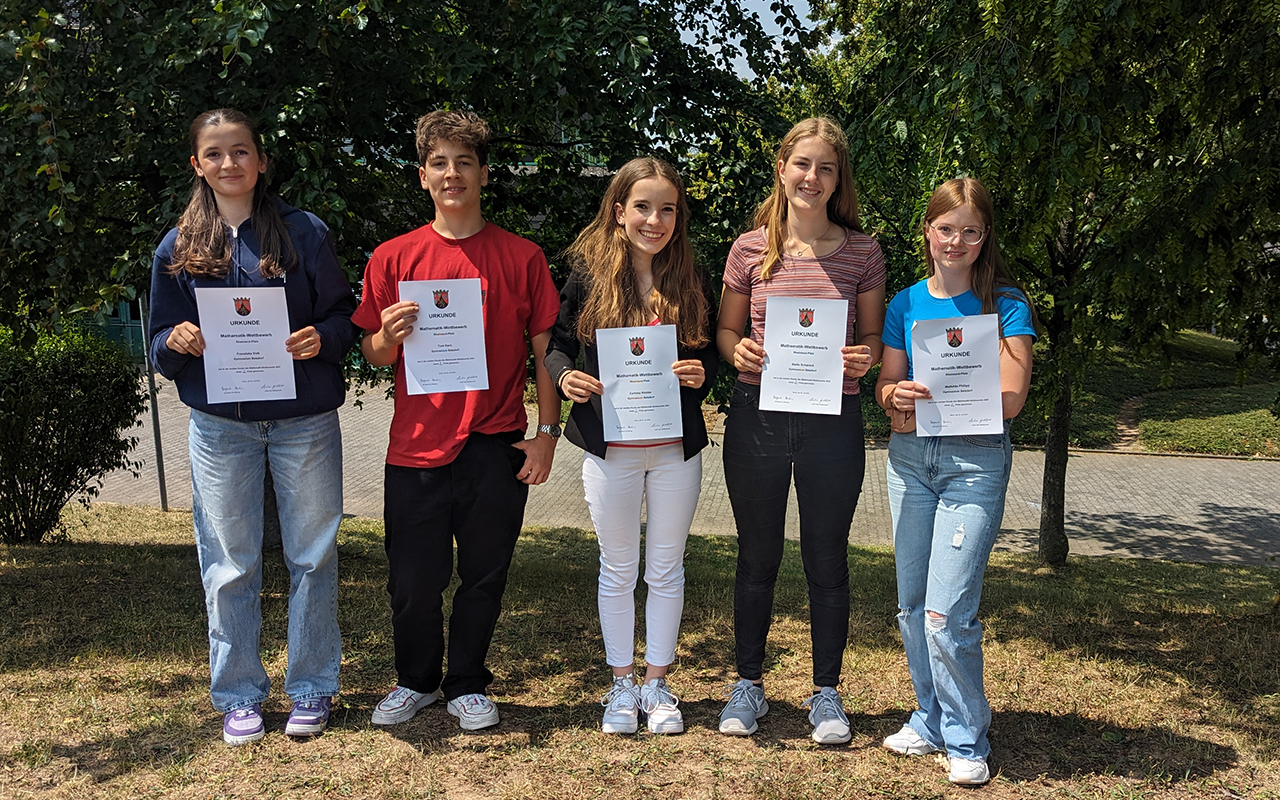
[94,378,1280,565]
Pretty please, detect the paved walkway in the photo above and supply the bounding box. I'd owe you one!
[94,378,1280,565]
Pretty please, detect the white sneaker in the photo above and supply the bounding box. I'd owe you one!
[447,693,500,730]
[949,757,990,785]
[600,675,641,734]
[801,686,851,745]
[882,724,942,755]
[371,686,440,726]
[639,678,683,734]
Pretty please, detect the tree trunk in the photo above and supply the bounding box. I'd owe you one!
[1038,367,1071,567]
[1037,278,1072,567]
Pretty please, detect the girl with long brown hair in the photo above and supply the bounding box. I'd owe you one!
[874,177,1035,785]
[715,117,886,745]
[148,108,357,746]
[545,157,718,735]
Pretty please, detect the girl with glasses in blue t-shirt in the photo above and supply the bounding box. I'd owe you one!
[874,177,1037,785]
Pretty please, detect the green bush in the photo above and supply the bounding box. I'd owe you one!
[0,327,147,544]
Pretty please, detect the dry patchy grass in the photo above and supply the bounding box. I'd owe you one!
[1,504,1277,799]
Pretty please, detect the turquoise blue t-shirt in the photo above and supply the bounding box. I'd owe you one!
[882,279,1036,379]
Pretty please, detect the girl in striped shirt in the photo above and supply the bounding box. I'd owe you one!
[714,117,886,745]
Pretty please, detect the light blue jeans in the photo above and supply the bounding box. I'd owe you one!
[885,426,1012,761]
[189,408,343,712]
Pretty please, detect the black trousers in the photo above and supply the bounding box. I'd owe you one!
[383,431,528,700]
[722,380,866,688]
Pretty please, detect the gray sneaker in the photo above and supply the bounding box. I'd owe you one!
[802,687,851,744]
[718,679,768,736]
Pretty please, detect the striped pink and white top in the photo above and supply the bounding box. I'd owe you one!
[722,226,886,394]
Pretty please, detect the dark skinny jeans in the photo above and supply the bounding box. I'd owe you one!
[722,380,865,688]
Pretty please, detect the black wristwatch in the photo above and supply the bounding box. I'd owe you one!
[537,423,562,439]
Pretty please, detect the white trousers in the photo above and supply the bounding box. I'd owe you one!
[582,444,702,668]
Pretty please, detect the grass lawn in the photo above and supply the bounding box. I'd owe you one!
[996,331,1273,451]
[1138,383,1280,457]
[2,504,1278,799]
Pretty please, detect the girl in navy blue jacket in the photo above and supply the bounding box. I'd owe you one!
[148,109,357,746]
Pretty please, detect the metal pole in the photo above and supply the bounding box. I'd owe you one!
[138,292,169,512]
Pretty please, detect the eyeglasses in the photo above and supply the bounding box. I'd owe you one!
[928,223,987,246]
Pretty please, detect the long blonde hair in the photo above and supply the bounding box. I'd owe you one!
[565,158,710,348]
[753,117,863,280]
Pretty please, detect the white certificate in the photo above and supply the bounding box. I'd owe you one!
[759,296,847,415]
[194,287,296,403]
[598,325,682,441]
[398,278,488,395]
[911,313,1003,436]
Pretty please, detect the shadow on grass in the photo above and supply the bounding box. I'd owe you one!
[991,710,1239,782]
[2,522,1276,784]
[7,716,208,785]
[3,525,1275,697]
[997,502,1280,565]
[5,701,1239,789]
[349,702,1239,786]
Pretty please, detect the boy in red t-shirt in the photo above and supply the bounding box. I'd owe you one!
[352,110,562,731]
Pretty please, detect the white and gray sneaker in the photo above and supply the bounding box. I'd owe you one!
[371,685,441,726]
[802,687,851,745]
[639,678,684,734]
[718,679,768,736]
[600,675,641,734]
[882,723,942,755]
[446,693,500,730]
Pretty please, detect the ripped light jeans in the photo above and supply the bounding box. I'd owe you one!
[885,425,1011,761]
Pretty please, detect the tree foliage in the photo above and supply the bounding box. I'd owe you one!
[807,0,1280,565]
[2,0,811,342]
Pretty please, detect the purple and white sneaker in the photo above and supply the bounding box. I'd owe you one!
[223,704,265,745]
[285,697,332,737]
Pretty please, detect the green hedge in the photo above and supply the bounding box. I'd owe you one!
[0,328,147,544]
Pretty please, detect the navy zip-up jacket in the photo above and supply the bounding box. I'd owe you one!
[148,199,358,421]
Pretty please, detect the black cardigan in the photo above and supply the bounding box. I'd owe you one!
[544,269,720,462]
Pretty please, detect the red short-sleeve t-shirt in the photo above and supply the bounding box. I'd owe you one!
[352,222,559,468]
[722,226,886,394]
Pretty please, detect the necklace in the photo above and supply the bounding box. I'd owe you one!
[789,222,834,258]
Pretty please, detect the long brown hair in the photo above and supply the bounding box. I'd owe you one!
[565,158,710,348]
[753,117,863,280]
[168,109,297,278]
[923,178,1035,351]
[922,178,1029,313]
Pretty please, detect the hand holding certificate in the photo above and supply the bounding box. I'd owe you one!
[597,325,683,441]
[910,313,1003,436]
[194,287,296,403]
[398,278,489,395]
[758,296,847,415]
